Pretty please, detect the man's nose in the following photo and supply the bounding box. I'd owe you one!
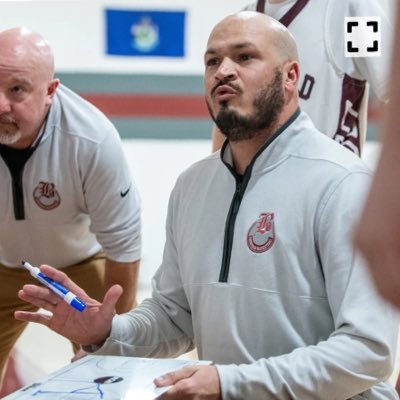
[215,58,237,82]
[0,93,11,114]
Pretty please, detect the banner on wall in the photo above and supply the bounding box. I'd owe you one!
[105,9,186,57]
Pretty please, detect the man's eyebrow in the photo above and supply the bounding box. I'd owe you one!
[205,42,257,57]
[13,79,31,86]
[232,42,257,50]
[7,75,32,87]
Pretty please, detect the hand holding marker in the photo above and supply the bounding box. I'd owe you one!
[21,261,86,312]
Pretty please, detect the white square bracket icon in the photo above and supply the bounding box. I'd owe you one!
[345,16,381,57]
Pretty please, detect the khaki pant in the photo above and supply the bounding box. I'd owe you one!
[0,252,107,385]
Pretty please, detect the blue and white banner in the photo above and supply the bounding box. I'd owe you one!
[105,9,186,57]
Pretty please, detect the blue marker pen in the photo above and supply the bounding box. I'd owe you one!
[21,261,86,312]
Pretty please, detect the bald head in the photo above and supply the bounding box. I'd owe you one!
[0,27,59,148]
[0,27,55,81]
[208,11,299,65]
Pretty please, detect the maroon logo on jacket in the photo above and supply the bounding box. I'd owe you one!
[247,213,275,253]
[33,181,61,210]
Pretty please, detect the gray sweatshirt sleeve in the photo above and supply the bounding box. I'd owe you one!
[93,185,194,358]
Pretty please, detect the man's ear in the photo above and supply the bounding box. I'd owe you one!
[45,79,60,106]
[284,61,300,92]
[47,79,60,98]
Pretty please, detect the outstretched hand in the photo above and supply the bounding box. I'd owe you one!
[14,264,122,346]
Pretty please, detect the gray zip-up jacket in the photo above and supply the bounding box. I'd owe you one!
[0,84,141,268]
[96,110,399,399]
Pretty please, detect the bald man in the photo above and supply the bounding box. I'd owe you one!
[0,27,141,389]
[15,13,398,399]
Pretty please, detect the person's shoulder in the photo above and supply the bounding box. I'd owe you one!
[53,84,117,142]
[182,151,220,175]
[294,113,370,174]
[176,152,221,185]
[309,135,370,178]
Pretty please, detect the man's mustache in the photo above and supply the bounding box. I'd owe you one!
[211,81,242,97]
[0,115,17,124]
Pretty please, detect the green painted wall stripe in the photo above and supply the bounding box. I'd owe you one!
[113,118,213,139]
[56,72,204,95]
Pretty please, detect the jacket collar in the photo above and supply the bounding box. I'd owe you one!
[221,108,310,178]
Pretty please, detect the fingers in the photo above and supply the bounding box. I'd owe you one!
[40,264,89,300]
[14,309,52,326]
[154,366,197,387]
[18,284,61,311]
[99,285,123,316]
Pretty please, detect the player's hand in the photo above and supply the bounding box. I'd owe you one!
[14,264,122,346]
[155,364,221,400]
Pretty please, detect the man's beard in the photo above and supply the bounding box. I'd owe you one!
[209,68,285,142]
[0,116,21,146]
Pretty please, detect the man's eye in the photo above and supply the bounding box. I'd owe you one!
[206,58,219,67]
[238,54,252,62]
[10,86,24,94]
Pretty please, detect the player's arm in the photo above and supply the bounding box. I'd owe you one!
[353,1,400,309]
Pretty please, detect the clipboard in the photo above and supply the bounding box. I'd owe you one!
[3,354,212,399]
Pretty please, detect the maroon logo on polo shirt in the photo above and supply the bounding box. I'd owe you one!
[33,181,61,210]
[247,213,275,253]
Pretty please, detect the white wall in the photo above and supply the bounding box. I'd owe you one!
[0,0,247,74]
[0,0,394,74]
